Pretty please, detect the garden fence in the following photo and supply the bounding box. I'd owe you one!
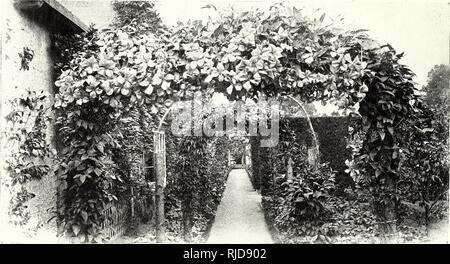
[99,193,154,241]
[100,199,131,240]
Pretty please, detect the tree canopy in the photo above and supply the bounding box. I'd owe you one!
[422,64,449,112]
[111,0,165,36]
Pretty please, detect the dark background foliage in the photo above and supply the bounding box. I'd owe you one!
[422,64,449,113]
[250,116,355,192]
[111,0,166,36]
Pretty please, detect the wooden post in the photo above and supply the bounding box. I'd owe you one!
[130,185,135,218]
[287,157,293,181]
[272,153,277,197]
[153,131,166,243]
[287,95,320,167]
[308,148,318,168]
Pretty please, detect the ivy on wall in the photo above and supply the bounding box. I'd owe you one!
[4,89,54,225]
[4,42,48,228]
[18,47,34,71]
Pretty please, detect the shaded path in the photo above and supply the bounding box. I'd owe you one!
[207,169,273,244]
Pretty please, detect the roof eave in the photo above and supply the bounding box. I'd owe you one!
[43,0,89,32]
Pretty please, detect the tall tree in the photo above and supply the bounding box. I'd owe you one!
[111,0,165,36]
[422,64,449,112]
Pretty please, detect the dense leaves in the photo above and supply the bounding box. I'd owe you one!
[396,98,449,229]
[54,4,377,113]
[422,64,449,112]
[254,123,339,241]
[111,0,165,37]
[165,132,230,242]
[53,3,423,239]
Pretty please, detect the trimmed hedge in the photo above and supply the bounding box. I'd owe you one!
[249,137,259,189]
[250,116,357,190]
[284,117,354,172]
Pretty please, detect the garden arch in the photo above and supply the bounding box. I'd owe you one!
[54,4,420,242]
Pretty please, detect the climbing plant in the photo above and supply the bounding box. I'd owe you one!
[53,3,422,239]
[4,89,54,225]
[52,2,165,241]
[351,46,418,239]
[18,47,34,71]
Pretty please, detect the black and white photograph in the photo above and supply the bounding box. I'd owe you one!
[0,0,448,249]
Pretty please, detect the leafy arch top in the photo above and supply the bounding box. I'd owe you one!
[55,3,414,116]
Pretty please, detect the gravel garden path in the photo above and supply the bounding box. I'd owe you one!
[207,169,274,244]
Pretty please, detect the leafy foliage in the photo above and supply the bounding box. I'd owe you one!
[422,64,449,112]
[165,132,230,242]
[18,47,34,71]
[4,90,54,225]
[254,124,338,241]
[53,3,423,239]
[273,162,336,230]
[52,2,165,241]
[349,46,420,236]
[111,0,165,37]
[52,26,99,76]
[396,99,449,228]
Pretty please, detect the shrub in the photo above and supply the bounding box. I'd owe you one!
[274,163,335,225]
[396,104,449,228]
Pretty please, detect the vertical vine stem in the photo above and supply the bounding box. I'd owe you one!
[286,95,320,167]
